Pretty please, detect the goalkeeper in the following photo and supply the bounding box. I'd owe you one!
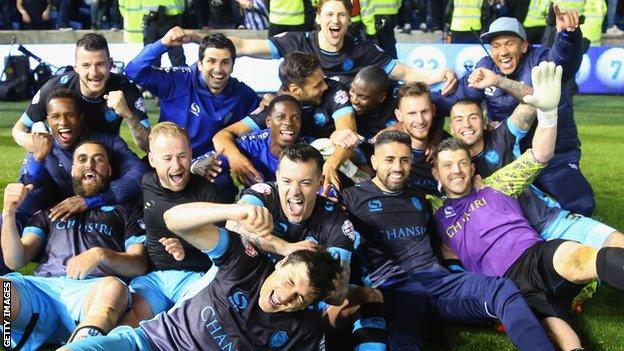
[429,61,624,351]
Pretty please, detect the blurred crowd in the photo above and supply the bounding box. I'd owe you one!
[1,0,622,40]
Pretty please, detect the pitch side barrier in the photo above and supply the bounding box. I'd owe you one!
[1,42,623,94]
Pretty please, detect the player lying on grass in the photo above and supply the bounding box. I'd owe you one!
[59,202,343,350]
[429,62,624,350]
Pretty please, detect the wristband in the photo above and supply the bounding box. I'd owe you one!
[537,108,558,128]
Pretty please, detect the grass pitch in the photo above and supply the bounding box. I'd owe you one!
[0,95,623,350]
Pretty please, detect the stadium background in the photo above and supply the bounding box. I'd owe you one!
[0,28,623,349]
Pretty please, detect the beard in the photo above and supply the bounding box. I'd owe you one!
[72,172,109,197]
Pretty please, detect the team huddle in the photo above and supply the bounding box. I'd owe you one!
[1,0,623,350]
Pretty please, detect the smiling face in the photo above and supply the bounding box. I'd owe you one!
[349,77,386,116]
[267,100,302,148]
[71,142,112,197]
[490,35,528,76]
[316,0,351,50]
[276,157,322,223]
[432,148,475,198]
[449,102,486,154]
[371,141,412,192]
[259,261,319,313]
[148,134,192,192]
[292,68,328,106]
[47,97,84,149]
[395,95,435,149]
[198,47,234,95]
[74,47,111,98]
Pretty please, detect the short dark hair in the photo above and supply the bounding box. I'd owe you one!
[355,66,391,95]
[267,95,302,116]
[316,0,352,14]
[73,139,111,161]
[279,52,320,88]
[279,143,324,175]
[431,138,472,166]
[76,33,110,57]
[451,99,482,114]
[46,88,81,113]
[397,81,431,106]
[283,249,342,301]
[198,33,236,62]
[374,130,412,151]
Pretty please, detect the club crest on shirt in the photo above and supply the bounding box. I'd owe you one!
[484,86,497,96]
[250,182,272,195]
[485,150,501,164]
[342,59,354,71]
[269,330,289,349]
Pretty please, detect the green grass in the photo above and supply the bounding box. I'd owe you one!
[1,96,624,350]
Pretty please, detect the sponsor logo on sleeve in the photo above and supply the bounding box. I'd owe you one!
[250,183,273,195]
[333,90,349,105]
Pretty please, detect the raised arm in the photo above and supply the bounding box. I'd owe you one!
[388,63,458,95]
[164,202,274,251]
[523,61,561,163]
[228,36,274,58]
[466,67,537,131]
[212,120,264,185]
[1,184,44,270]
[485,61,562,196]
[547,3,583,83]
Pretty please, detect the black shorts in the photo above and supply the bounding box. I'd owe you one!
[504,239,585,320]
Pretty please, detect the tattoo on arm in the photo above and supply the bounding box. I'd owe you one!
[126,113,150,152]
[497,75,534,102]
[510,103,537,132]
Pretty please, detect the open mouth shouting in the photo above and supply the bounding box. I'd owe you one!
[328,25,342,40]
[286,197,304,217]
[279,130,296,142]
[268,290,281,309]
[58,128,73,143]
[169,170,186,185]
[499,57,514,72]
[82,171,99,183]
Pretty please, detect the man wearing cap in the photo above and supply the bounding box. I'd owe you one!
[437,4,593,218]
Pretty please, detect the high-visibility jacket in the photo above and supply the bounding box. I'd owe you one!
[523,0,550,28]
[373,0,401,16]
[269,0,306,26]
[360,0,377,35]
[557,0,586,16]
[580,0,606,45]
[450,0,483,32]
[118,0,184,43]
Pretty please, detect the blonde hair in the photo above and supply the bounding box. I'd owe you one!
[148,122,190,146]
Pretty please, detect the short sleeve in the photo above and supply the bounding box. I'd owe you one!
[123,203,147,250]
[22,210,50,241]
[203,228,261,280]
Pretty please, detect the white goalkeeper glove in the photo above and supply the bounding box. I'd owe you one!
[522,61,563,128]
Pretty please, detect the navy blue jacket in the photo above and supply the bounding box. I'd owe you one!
[18,130,147,226]
[125,40,260,157]
[437,29,583,157]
